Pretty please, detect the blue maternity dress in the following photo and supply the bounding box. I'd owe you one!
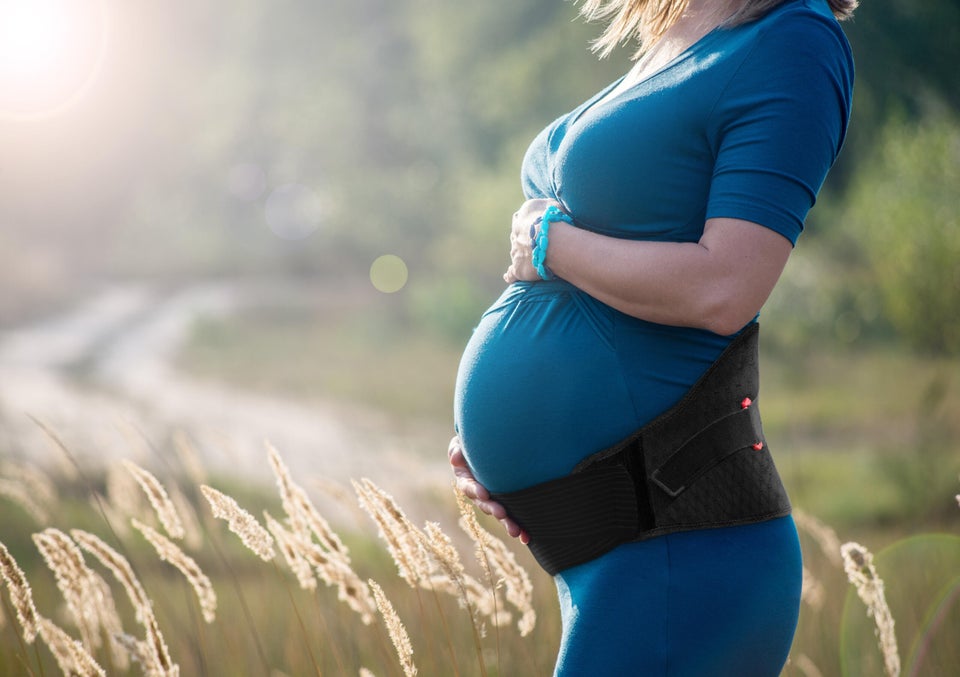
[454,1,854,674]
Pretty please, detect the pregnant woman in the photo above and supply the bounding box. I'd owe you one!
[450,0,856,674]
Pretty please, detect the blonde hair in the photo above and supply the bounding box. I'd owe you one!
[579,0,859,59]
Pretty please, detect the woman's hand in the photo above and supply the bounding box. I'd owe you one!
[448,435,530,544]
[504,198,565,284]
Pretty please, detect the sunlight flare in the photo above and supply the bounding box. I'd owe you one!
[0,0,110,120]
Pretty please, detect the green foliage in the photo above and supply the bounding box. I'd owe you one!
[836,115,960,355]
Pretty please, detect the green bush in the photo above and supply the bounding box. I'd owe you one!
[839,115,960,355]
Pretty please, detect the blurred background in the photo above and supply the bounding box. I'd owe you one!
[1,0,958,512]
[2,0,959,510]
[0,0,958,674]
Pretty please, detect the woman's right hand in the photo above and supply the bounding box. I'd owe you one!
[504,198,565,284]
[448,435,530,544]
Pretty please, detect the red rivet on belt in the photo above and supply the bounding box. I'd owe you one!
[740,397,752,409]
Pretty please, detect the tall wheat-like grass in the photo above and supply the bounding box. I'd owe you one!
[353,478,432,587]
[456,490,536,636]
[841,541,900,677]
[106,464,147,535]
[70,529,179,677]
[123,461,187,540]
[3,537,109,675]
[131,519,217,623]
[794,508,844,567]
[32,528,126,659]
[266,443,377,621]
[419,521,483,629]
[369,579,417,677]
[264,510,319,591]
[355,475,517,675]
[0,540,40,642]
[200,484,275,561]
[37,614,107,677]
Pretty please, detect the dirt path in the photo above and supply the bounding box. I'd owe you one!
[0,281,453,522]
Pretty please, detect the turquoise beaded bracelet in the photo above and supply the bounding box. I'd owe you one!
[530,205,573,280]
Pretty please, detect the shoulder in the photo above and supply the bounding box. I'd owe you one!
[750,0,853,65]
[717,0,854,105]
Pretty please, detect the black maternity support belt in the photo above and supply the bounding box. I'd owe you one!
[491,323,792,575]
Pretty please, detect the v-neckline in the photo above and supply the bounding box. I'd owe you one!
[569,24,726,126]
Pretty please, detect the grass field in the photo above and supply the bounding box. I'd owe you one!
[2,300,958,676]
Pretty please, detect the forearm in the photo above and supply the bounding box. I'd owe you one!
[544,218,791,336]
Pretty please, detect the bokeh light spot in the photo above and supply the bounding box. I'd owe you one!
[264,183,324,240]
[370,255,408,293]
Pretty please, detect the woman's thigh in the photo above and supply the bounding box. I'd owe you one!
[554,515,803,677]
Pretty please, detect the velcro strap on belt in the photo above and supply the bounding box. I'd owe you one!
[651,403,763,497]
[491,323,791,576]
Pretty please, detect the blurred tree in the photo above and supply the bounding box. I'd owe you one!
[830,0,960,187]
[8,0,956,344]
[837,114,960,355]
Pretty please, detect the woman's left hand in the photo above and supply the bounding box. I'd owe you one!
[504,198,564,284]
[448,435,530,544]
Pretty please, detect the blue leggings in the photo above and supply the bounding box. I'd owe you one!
[554,517,801,676]
[455,282,802,674]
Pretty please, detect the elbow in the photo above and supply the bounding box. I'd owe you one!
[698,295,759,337]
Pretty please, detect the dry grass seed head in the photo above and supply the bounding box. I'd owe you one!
[70,530,152,624]
[841,541,900,677]
[107,463,149,524]
[89,572,130,670]
[267,442,309,537]
[353,479,431,587]
[369,579,417,677]
[265,509,375,623]
[200,485,275,561]
[794,509,843,568]
[37,615,106,677]
[144,608,179,676]
[132,519,217,623]
[123,461,186,540]
[113,632,155,672]
[264,511,318,591]
[0,540,40,642]
[32,529,104,651]
[69,531,169,672]
[457,493,536,635]
[268,443,350,560]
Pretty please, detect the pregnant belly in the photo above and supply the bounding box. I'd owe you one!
[453,281,641,494]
